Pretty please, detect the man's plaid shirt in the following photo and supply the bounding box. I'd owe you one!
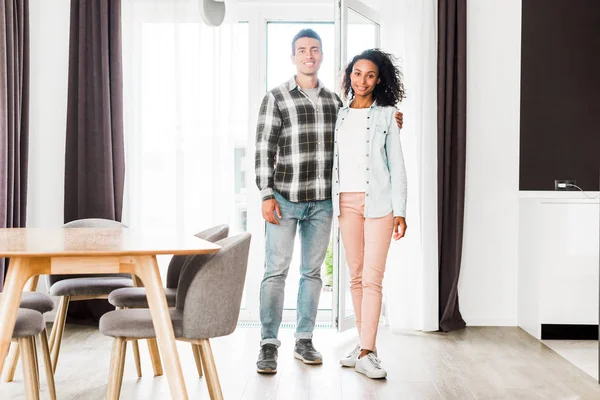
[255,77,342,203]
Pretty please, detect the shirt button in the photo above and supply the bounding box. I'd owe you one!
[366,154,369,157]
[367,127,370,130]
[366,194,369,197]
[366,181,369,184]
[366,140,370,143]
[366,167,369,170]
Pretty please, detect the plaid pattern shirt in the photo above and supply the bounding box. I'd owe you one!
[255,77,342,203]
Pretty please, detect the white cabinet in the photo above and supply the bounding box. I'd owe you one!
[518,192,599,339]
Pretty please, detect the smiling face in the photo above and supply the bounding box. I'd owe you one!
[291,37,323,77]
[350,59,380,99]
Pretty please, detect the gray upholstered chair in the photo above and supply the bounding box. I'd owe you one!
[11,308,57,400]
[47,218,137,375]
[108,224,229,309]
[99,233,251,400]
[107,224,229,377]
[1,292,55,382]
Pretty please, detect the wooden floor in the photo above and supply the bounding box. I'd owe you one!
[1,324,600,399]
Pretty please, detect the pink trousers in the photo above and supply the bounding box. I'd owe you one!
[338,192,393,351]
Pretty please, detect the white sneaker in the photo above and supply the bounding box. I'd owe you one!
[339,344,361,367]
[355,353,387,379]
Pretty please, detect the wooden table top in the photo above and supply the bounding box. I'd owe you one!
[0,228,221,257]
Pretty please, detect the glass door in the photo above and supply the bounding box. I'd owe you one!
[333,0,380,331]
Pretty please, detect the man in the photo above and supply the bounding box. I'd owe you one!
[254,29,403,374]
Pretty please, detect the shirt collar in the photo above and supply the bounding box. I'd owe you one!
[340,100,378,111]
[287,76,325,92]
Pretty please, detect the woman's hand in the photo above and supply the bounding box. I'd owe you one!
[393,217,407,240]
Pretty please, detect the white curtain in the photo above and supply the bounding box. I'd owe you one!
[121,0,249,247]
[380,0,439,332]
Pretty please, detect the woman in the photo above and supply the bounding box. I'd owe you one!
[332,49,407,379]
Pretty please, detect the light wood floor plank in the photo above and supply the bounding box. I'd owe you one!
[0,324,599,399]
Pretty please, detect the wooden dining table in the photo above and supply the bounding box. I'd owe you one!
[0,227,221,399]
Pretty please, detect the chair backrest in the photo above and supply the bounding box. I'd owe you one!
[62,218,127,229]
[165,224,229,289]
[47,218,128,287]
[177,232,251,340]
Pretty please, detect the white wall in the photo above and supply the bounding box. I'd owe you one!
[460,0,522,326]
[27,0,70,228]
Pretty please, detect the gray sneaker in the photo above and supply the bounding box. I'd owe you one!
[256,344,278,374]
[294,339,323,365]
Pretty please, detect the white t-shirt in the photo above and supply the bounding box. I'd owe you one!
[302,88,319,105]
[337,108,370,193]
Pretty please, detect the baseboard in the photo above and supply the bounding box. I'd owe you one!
[463,317,518,327]
[541,324,598,340]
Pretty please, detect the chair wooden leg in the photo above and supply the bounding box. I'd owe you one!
[192,343,203,378]
[117,340,127,391]
[20,338,40,400]
[2,341,20,382]
[50,295,70,373]
[31,336,40,392]
[146,338,163,377]
[48,315,57,350]
[39,329,57,400]
[106,337,127,400]
[198,339,223,400]
[132,340,142,378]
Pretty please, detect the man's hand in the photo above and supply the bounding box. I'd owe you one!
[393,217,407,240]
[395,111,403,129]
[262,199,282,225]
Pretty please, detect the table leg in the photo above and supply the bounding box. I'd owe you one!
[131,272,163,376]
[0,258,35,373]
[133,256,188,399]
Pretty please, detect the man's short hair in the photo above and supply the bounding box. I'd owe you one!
[291,29,323,55]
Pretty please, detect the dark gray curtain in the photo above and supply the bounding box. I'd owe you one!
[438,0,467,332]
[64,0,124,223]
[63,0,124,322]
[0,0,29,290]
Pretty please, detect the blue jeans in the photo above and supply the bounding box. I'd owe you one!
[260,192,333,347]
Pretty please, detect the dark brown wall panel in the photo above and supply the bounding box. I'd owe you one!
[520,0,600,190]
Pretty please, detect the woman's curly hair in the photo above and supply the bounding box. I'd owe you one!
[342,49,406,107]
